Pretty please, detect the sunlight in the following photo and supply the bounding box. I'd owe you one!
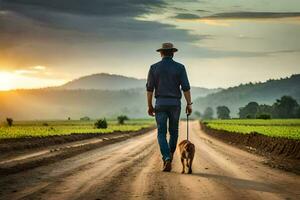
[0,72,14,91]
[0,71,66,91]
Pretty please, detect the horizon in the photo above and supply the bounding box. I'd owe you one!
[1,0,300,90]
[0,71,298,91]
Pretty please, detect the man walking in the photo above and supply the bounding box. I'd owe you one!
[146,42,192,172]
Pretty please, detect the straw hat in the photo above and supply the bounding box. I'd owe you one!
[156,42,178,52]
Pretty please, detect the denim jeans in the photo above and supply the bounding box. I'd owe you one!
[155,105,181,161]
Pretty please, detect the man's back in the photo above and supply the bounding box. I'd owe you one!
[146,57,190,106]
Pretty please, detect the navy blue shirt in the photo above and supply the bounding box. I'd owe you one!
[146,57,190,106]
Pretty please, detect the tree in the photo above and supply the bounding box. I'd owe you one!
[202,107,214,119]
[95,118,107,129]
[273,96,299,118]
[117,115,129,124]
[216,106,230,119]
[256,104,273,117]
[239,102,259,119]
[6,118,13,127]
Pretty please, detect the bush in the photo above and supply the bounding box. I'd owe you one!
[6,118,13,127]
[95,118,108,129]
[256,114,271,119]
[43,122,49,126]
[117,115,129,125]
[80,116,90,121]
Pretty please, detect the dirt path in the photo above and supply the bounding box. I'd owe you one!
[0,121,299,200]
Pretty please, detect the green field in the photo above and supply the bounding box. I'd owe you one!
[203,119,300,140]
[0,119,155,139]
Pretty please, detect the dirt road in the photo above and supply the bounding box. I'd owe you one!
[1,121,299,200]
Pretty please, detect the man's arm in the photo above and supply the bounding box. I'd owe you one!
[146,66,155,116]
[147,91,155,116]
[180,66,192,115]
[184,90,192,115]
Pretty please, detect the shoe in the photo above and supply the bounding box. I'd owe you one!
[163,160,172,172]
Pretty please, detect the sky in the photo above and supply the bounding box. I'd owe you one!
[0,0,300,90]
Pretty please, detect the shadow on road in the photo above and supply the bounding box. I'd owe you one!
[191,173,281,193]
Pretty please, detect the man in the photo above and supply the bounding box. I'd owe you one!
[146,42,192,172]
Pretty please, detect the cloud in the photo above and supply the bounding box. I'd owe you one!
[1,0,165,17]
[13,66,55,79]
[196,9,210,13]
[32,66,46,70]
[0,0,204,43]
[185,47,300,59]
[173,12,300,21]
[0,0,210,72]
[194,12,300,20]
[174,13,201,19]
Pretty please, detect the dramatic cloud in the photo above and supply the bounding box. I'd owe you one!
[0,0,206,72]
[1,0,164,17]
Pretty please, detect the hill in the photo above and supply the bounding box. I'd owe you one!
[194,74,300,117]
[60,73,221,97]
[60,73,145,90]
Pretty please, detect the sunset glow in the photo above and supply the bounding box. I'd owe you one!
[0,71,66,91]
[0,72,14,91]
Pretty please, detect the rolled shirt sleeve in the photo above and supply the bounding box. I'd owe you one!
[180,66,190,92]
[146,66,155,92]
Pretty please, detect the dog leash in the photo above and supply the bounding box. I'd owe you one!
[186,114,189,141]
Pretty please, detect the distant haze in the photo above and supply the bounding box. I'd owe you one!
[59,73,221,96]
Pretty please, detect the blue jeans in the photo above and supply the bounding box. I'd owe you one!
[155,105,181,161]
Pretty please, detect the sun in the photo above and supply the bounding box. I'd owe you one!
[0,72,14,91]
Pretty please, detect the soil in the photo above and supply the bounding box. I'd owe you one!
[200,122,300,173]
[0,127,155,175]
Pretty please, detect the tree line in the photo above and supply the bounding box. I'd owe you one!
[196,95,300,119]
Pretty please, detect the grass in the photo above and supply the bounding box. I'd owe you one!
[0,119,155,139]
[203,119,300,140]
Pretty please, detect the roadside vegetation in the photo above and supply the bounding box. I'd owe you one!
[203,119,300,140]
[0,119,155,139]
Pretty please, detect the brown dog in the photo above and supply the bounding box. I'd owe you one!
[178,140,195,174]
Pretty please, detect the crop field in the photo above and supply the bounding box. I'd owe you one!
[203,119,300,140]
[0,119,155,139]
